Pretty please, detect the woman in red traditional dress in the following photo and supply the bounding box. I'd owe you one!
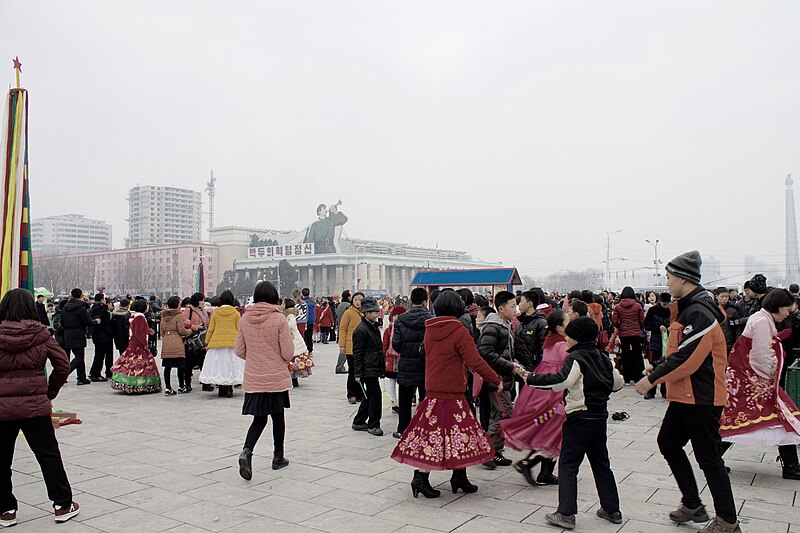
[721,288,800,479]
[391,291,501,499]
[110,299,162,394]
[501,309,569,486]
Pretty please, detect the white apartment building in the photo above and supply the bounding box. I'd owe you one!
[127,185,202,248]
[31,214,112,255]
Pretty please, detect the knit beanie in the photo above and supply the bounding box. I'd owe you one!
[564,316,598,343]
[360,298,380,313]
[389,306,406,320]
[749,274,767,295]
[665,250,702,285]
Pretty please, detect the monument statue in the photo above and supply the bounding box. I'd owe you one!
[304,200,348,254]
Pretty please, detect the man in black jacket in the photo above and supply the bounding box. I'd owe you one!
[477,291,517,469]
[352,298,385,436]
[714,287,741,354]
[392,288,432,439]
[515,290,547,371]
[62,288,93,385]
[88,293,113,381]
[35,294,50,328]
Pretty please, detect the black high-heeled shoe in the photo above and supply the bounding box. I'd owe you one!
[411,470,441,498]
[450,468,478,494]
[239,448,253,480]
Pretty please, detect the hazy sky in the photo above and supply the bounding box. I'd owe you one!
[3,1,799,281]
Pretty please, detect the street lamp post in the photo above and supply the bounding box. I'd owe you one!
[645,239,661,284]
[353,243,372,292]
[605,230,622,289]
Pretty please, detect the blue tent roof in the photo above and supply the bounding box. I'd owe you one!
[410,268,522,287]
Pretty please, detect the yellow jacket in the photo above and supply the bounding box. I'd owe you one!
[338,305,363,355]
[206,305,240,349]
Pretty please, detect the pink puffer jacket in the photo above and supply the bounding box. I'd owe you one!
[235,303,295,393]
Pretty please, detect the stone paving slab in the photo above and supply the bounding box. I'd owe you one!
[6,340,800,532]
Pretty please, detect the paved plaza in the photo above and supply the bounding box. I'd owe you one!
[8,341,800,532]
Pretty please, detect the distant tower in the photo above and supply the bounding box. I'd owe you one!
[205,170,216,237]
[786,174,800,281]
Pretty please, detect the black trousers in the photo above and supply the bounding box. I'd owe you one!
[303,326,314,354]
[346,355,363,400]
[65,346,86,381]
[89,340,114,378]
[320,327,331,343]
[0,416,73,510]
[558,412,619,516]
[397,384,426,435]
[620,336,644,383]
[353,378,382,429]
[657,402,737,524]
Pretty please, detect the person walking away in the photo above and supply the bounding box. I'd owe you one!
[51,300,66,349]
[0,289,80,526]
[634,251,740,533]
[339,292,364,404]
[35,294,49,329]
[61,289,93,386]
[200,290,244,398]
[88,293,114,382]
[236,282,295,479]
[721,288,800,479]
[516,316,624,530]
[282,299,314,387]
[160,296,190,395]
[301,288,316,355]
[352,298,385,436]
[392,288,432,439]
[391,291,501,498]
[111,299,131,356]
[318,301,334,344]
[612,286,645,384]
[476,291,517,469]
[334,291,351,373]
[643,292,671,399]
[501,309,570,486]
[182,293,209,392]
[383,306,406,414]
[110,299,162,394]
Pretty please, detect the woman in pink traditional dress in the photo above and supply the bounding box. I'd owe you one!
[391,291,501,499]
[721,288,800,479]
[501,309,569,486]
[110,299,162,394]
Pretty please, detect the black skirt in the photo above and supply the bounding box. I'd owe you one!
[385,371,398,379]
[242,391,290,416]
[162,358,185,369]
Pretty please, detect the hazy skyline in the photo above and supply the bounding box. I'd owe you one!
[3,1,799,283]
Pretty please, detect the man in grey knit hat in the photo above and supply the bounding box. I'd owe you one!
[634,250,740,533]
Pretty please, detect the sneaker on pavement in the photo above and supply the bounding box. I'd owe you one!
[545,512,575,530]
[700,516,742,533]
[596,508,623,524]
[351,423,368,431]
[54,502,80,523]
[669,504,710,524]
[493,453,512,467]
[367,427,384,436]
[482,460,497,470]
[0,510,16,528]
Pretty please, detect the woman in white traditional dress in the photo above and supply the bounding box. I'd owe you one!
[200,290,245,397]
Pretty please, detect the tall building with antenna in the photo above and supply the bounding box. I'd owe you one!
[206,170,216,237]
[786,173,800,282]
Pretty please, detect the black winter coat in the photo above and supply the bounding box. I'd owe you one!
[61,300,92,349]
[644,304,671,355]
[393,306,433,387]
[353,318,385,379]
[515,312,547,371]
[90,302,112,343]
[111,308,131,352]
[477,314,515,391]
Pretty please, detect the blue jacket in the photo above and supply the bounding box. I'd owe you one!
[303,297,317,324]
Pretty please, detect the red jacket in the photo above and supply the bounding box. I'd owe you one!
[0,320,70,421]
[383,324,398,373]
[317,306,334,328]
[612,299,644,338]
[424,316,500,399]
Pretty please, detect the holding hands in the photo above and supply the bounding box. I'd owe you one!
[512,363,530,382]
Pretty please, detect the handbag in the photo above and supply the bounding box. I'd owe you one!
[184,308,207,353]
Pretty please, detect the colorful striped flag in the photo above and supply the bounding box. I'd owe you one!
[196,248,204,294]
[0,82,32,293]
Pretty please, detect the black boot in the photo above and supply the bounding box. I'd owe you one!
[778,445,800,480]
[536,458,558,485]
[239,448,253,480]
[272,451,289,470]
[450,468,478,494]
[292,377,299,388]
[411,470,441,499]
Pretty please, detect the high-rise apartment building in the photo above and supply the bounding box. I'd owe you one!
[31,214,112,255]
[127,185,202,248]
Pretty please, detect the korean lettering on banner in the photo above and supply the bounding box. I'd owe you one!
[257,247,266,257]
[274,246,283,257]
[248,244,316,258]
[248,248,256,258]
[284,245,293,256]
[303,243,314,255]
[294,244,303,255]
[265,247,273,257]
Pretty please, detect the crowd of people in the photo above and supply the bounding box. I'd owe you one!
[3,249,800,531]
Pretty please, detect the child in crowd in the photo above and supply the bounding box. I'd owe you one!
[383,306,406,414]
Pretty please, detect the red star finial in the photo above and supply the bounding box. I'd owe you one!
[12,57,21,72]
